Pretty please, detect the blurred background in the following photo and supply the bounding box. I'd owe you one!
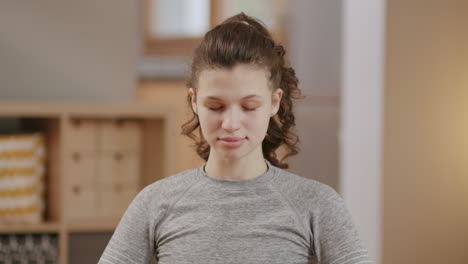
[0,0,467,263]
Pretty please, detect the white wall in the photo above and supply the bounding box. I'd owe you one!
[340,0,386,263]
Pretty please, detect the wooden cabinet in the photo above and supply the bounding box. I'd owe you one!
[0,101,176,264]
[63,119,144,222]
[64,150,98,220]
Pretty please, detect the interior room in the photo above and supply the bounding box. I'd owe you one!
[0,0,467,263]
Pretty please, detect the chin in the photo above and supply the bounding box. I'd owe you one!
[216,146,261,163]
[216,150,245,161]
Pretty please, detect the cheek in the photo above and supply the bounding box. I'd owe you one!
[198,111,220,134]
[245,112,271,138]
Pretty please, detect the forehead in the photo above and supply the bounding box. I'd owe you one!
[197,64,271,97]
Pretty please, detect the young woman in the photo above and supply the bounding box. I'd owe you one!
[100,13,371,264]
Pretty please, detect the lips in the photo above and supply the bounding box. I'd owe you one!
[219,137,246,148]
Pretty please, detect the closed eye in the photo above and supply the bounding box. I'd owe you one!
[243,106,257,111]
[207,106,224,111]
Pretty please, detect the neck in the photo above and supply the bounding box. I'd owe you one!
[204,152,268,180]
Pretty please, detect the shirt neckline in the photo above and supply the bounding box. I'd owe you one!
[197,159,276,190]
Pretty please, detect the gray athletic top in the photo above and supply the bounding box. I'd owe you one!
[99,160,371,264]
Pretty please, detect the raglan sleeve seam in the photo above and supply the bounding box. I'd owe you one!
[153,178,208,242]
[312,184,373,264]
[267,179,313,249]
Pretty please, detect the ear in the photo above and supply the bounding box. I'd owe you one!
[188,88,198,114]
[271,88,283,116]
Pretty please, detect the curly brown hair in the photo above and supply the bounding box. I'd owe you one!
[182,12,302,169]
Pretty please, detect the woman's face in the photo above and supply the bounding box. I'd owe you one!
[189,64,283,162]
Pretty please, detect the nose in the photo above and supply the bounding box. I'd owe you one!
[221,108,241,132]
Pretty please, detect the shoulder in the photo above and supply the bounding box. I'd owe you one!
[271,167,338,198]
[148,167,201,190]
[133,167,202,205]
[269,166,342,210]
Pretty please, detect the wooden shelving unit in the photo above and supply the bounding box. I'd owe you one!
[0,222,61,234]
[0,101,176,263]
[65,219,120,233]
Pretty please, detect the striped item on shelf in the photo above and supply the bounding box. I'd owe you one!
[0,233,58,263]
[0,133,46,225]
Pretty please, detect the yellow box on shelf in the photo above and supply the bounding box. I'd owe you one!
[0,133,46,225]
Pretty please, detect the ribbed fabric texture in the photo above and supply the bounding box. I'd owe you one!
[99,161,372,264]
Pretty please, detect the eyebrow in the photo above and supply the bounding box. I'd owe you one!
[204,95,261,100]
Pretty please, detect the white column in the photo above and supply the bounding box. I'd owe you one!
[340,0,386,263]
